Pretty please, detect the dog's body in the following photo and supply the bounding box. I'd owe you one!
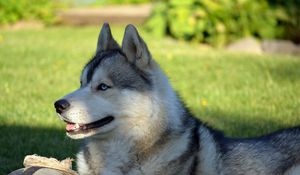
[54,24,300,175]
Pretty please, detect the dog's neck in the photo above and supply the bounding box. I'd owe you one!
[79,118,194,175]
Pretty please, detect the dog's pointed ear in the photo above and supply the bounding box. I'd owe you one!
[122,24,152,69]
[96,23,120,53]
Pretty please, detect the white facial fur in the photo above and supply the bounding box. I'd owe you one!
[58,66,159,139]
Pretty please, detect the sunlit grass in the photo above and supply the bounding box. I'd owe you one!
[0,26,300,173]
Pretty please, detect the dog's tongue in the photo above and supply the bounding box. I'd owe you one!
[66,123,79,132]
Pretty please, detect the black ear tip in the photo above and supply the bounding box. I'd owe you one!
[101,22,111,32]
[125,24,138,33]
[126,24,135,28]
[103,22,110,27]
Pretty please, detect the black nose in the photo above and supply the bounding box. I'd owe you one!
[54,99,70,114]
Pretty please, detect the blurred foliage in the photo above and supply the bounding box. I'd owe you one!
[0,0,153,25]
[146,0,300,46]
[61,0,152,7]
[107,0,150,4]
[0,0,58,25]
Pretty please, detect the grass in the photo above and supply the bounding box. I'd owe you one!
[0,26,300,174]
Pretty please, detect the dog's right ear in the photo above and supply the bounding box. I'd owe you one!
[96,23,120,53]
[122,24,152,70]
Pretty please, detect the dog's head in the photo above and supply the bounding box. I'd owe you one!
[54,24,166,139]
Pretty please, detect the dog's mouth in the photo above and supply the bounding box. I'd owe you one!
[64,116,114,134]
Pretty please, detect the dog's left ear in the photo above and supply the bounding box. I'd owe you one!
[96,23,120,53]
[122,24,152,69]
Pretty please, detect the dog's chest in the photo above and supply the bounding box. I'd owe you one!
[77,154,188,175]
[77,146,173,175]
[77,138,193,175]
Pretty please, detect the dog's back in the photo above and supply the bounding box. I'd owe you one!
[221,127,300,174]
[197,125,300,175]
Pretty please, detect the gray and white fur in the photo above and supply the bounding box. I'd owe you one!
[54,23,300,175]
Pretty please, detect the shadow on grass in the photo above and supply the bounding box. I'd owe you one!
[0,124,79,174]
[197,109,297,138]
[267,59,300,82]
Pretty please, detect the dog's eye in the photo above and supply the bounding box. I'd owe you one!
[96,83,110,91]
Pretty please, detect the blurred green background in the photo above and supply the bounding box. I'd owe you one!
[1,0,300,45]
[147,0,300,46]
[0,0,300,174]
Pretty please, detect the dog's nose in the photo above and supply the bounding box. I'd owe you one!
[54,99,70,114]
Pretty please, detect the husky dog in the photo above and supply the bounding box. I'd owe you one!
[54,23,300,175]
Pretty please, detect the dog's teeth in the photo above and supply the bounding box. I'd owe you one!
[75,123,80,129]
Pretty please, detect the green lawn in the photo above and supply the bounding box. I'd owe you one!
[1,26,300,174]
